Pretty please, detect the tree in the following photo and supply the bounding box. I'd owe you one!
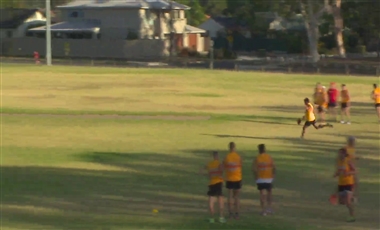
[186,0,206,26]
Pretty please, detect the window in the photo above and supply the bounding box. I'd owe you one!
[69,10,84,18]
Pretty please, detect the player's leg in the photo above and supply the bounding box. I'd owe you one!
[257,184,266,215]
[226,184,234,219]
[216,183,226,223]
[208,196,216,223]
[301,122,310,138]
[266,184,274,214]
[233,186,241,219]
[217,195,226,223]
[345,105,351,124]
[340,103,346,123]
[345,188,355,222]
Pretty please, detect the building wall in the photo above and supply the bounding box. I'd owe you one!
[0,11,46,39]
[1,38,169,58]
[59,8,186,39]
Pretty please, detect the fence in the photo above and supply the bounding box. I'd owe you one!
[1,55,379,77]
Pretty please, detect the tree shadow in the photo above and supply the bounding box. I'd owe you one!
[201,133,275,140]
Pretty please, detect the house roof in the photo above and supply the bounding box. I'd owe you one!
[29,20,100,32]
[185,25,205,34]
[0,8,40,29]
[211,16,248,30]
[57,0,190,10]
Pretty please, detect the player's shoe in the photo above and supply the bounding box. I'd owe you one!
[266,208,274,215]
[219,217,226,223]
[346,121,351,125]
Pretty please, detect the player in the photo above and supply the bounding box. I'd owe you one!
[223,142,242,219]
[327,82,339,121]
[252,144,276,216]
[371,84,380,121]
[315,85,328,122]
[202,151,226,223]
[298,98,333,139]
[345,137,359,202]
[313,83,321,113]
[334,148,356,222]
[340,84,351,124]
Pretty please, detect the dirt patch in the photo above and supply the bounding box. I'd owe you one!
[1,113,210,121]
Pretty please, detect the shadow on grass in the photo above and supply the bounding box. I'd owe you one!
[201,134,275,140]
[2,150,379,230]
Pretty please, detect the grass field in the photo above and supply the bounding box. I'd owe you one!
[1,64,379,230]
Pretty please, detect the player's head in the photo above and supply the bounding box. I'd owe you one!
[304,97,310,105]
[347,136,356,147]
[322,86,326,92]
[341,84,346,90]
[374,83,378,89]
[258,144,266,154]
[330,82,336,88]
[212,151,219,159]
[229,142,236,152]
[338,148,348,159]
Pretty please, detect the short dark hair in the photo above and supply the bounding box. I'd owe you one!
[304,97,310,103]
[374,84,377,88]
[229,142,235,150]
[258,144,266,154]
[341,84,346,87]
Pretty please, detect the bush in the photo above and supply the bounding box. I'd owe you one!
[178,47,200,57]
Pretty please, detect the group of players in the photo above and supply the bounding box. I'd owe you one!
[299,82,380,138]
[202,139,359,224]
[201,142,275,223]
[201,83,380,224]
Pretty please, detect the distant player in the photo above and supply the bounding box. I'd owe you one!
[299,98,332,139]
[340,84,351,124]
[327,82,339,121]
[371,84,380,121]
[202,151,226,223]
[252,144,276,216]
[313,82,321,113]
[334,148,356,222]
[223,142,242,219]
[345,136,359,202]
[315,85,328,122]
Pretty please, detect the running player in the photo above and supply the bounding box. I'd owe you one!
[299,98,333,139]
[340,84,351,124]
[252,144,276,216]
[334,148,356,222]
[203,151,226,223]
[223,142,242,219]
[371,84,380,121]
[327,82,339,121]
[345,137,359,202]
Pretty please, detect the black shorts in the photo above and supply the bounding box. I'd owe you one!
[226,180,242,190]
[338,184,353,193]
[207,182,223,197]
[375,103,380,108]
[317,105,325,113]
[304,120,316,127]
[328,102,337,108]
[257,183,272,191]
[341,102,348,109]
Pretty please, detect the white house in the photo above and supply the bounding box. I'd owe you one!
[29,0,208,52]
[0,8,46,39]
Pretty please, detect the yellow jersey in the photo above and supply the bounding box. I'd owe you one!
[316,90,327,107]
[305,103,316,121]
[374,87,380,104]
[346,146,356,163]
[341,90,350,103]
[337,158,354,186]
[207,160,223,185]
[255,153,274,183]
[224,152,242,182]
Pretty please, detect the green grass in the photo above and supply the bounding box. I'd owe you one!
[1,64,379,230]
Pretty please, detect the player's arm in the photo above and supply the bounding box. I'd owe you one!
[346,162,356,175]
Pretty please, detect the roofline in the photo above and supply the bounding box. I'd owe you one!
[56,6,190,10]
